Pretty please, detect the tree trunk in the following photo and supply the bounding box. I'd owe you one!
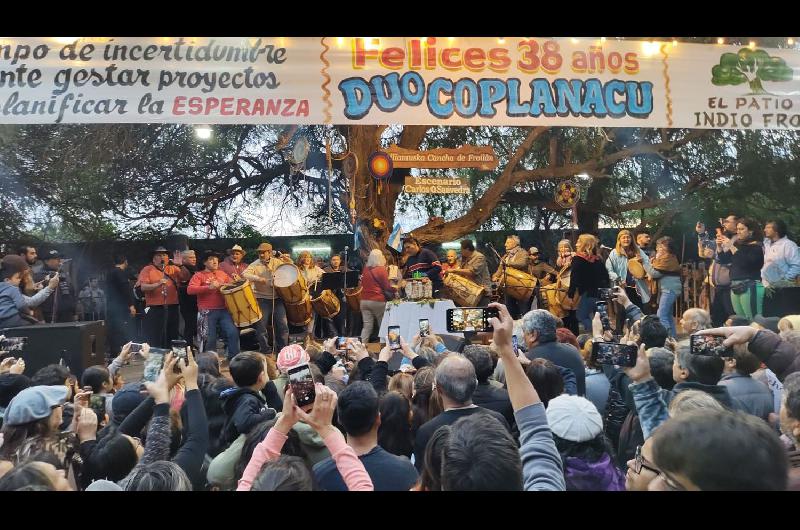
[577,178,609,234]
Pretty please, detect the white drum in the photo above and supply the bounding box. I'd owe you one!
[273,263,307,304]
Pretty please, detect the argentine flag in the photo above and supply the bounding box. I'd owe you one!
[387,223,403,253]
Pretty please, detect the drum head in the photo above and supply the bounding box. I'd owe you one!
[274,264,298,287]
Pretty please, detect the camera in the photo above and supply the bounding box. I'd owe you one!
[690,335,734,358]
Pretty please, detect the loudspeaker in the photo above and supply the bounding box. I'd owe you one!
[1,321,106,380]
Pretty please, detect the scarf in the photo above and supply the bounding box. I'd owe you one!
[575,252,600,263]
[651,254,681,273]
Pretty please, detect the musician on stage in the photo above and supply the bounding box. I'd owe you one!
[444,240,492,306]
[298,250,325,339]
[606,229,657,330]
[178,249,199,347]
[136,246,190,348]
[549,239,579,335]
[106,253,136,355]
[243,242,293,356]
[188,251,239,360]
[401,237,443,296]
[0,255,59,329]
[527,246,557,311]
[492,235,530,319]
[220,244,248,280]
[441,250,459,277]
[636,230,655,259]
[33,250,78,323]
[323,253,347,337]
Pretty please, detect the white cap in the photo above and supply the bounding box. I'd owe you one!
[545,395,603,443]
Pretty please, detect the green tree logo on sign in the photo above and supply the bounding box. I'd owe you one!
[711,48,793,94]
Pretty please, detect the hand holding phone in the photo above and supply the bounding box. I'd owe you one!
[596,301,613,333]
[288,364,316,411]
[419,319,430,337]
[591,341,638,367]
[446,307,499,333]
[388,326,401,350]
[690,334,734,357]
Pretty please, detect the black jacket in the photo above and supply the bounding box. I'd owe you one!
[718,241,764,281]
[219,383,280,446]
[567,255,609,298]
[471,383,515,429]
[527,341,587,396]
[187,374,232,457]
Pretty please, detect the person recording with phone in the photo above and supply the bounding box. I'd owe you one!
[136,246,190,348]
[716,217,765,321]
[0,255,60,328]
[696,214,739,326]
[33,249,78,323]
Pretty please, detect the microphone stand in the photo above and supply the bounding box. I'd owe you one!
[486,243,507,303]
[343,246,349,337]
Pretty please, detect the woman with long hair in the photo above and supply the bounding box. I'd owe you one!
[297,251,326,339]
[360,249,397,344]
[606,229,656,330]
[718,217,765,320]
[549,239,579,335]
[650,236,682,337]
[377,391,414,458]
[410,367,442,437]
[568,234,610,332]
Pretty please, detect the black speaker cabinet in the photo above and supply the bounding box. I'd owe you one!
[1,321,106,380]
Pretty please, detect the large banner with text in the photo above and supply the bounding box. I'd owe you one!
[1,37,799,128]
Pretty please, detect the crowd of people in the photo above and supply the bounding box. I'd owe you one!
[1,214,800,491]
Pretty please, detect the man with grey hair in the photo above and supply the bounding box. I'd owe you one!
[522,309,586,396]
[463,344,514,427]
[492,234,530,319]
[178,249,199,347]
[412,354,510,471]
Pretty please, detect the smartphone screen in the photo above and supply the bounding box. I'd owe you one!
[288,364,316,408]
[512,335,519,355]
[142,351,166,382]
[446,307,499,333]
[336,336,347,351]
[596,302,613,333]
[419,319,430,337]
[388,326,401,350]
[171,340,187,358]
[591,342,638,367]
[89,394,106,421]
[129,343,143,353]
[597,288,613,300]
[690,334,734,358]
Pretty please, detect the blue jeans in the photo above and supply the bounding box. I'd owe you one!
[255,298,289,354]
[206,309,240,360]
[658,290,678,338]
[577,295,598,332]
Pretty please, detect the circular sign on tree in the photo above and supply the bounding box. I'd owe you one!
[368,151,393,180]
[555,180,580,209]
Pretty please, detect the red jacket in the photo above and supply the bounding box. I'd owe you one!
[187,270,233,310]
[220,258,248,279]
[362,266,393,302]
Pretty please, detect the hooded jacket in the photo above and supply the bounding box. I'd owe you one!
[718,372,773,420]
[562,453,626,491]
[219,384,280,447]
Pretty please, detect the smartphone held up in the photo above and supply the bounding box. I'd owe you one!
[288,363,316,410]
[690,334,734,358]
[591,341,638,367]
[446,307,499,333]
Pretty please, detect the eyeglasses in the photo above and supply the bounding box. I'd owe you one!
[659,472,687,491]
[632,445,661,475]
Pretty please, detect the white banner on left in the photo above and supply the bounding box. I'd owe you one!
[0,37,325,124]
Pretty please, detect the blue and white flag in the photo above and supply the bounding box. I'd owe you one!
[387,223,403,253]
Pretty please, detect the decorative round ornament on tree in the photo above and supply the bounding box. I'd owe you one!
[368,150,393,194]
[555,180,580,209]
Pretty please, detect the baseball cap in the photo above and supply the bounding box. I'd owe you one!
[546,394,603,443]
[45,249,62,260]
[229,244,245,253]
[3,385,68,426]
[277,344,309,373]
[753,315,780,334]
[529,247,540,254]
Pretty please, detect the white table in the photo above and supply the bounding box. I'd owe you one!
[377,299,458,343]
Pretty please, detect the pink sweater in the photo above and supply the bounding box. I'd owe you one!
[237,426,373,491]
